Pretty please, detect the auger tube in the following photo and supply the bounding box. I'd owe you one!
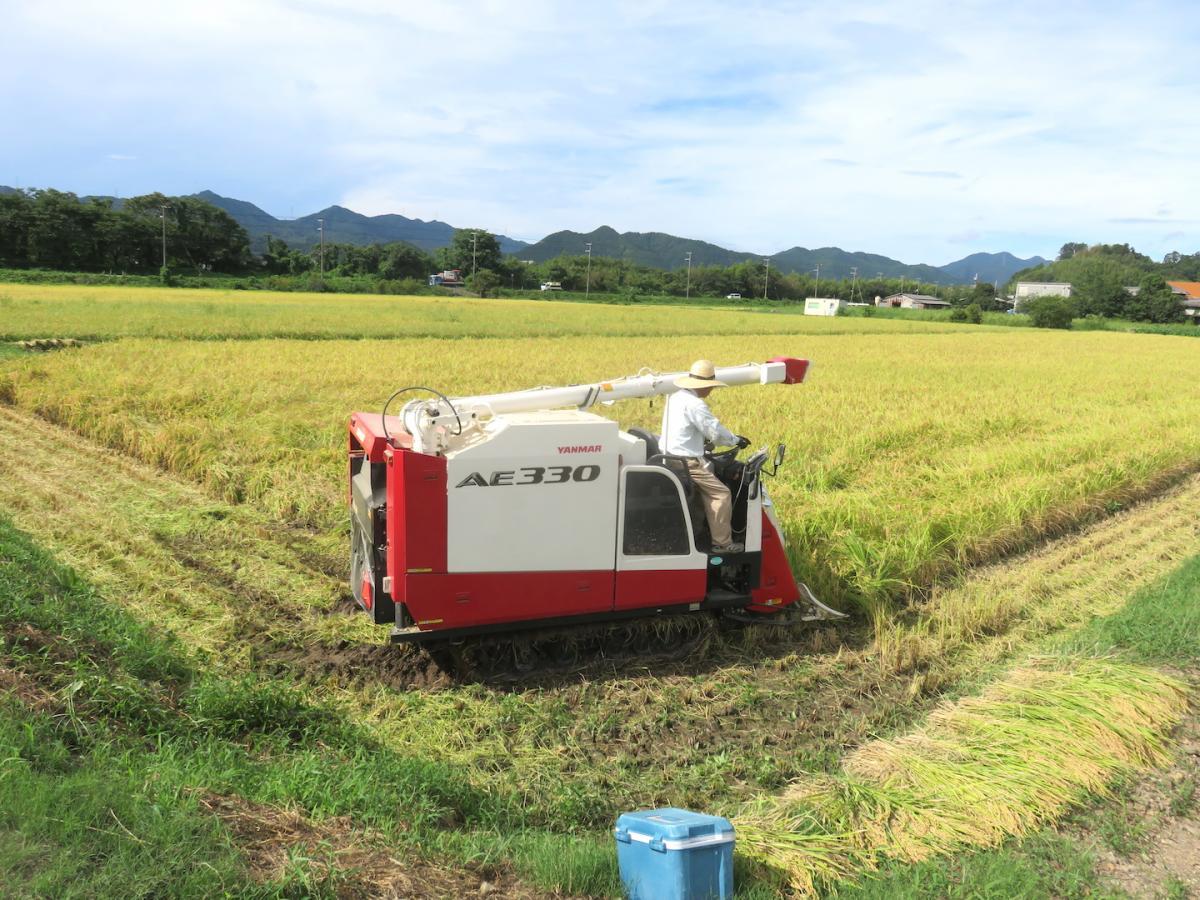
[400,357,808,454]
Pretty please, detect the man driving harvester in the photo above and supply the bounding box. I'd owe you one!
[662,359,752,554]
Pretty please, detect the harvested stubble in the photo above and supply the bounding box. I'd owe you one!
[734,657,1189,895]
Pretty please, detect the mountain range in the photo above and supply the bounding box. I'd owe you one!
[519,227,1044,285]
[191,191,531,256]
[1,186,1045,284]
[195,192,1043,285]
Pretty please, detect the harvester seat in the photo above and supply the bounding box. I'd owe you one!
[627,427,660,457]
[627,428,706,544]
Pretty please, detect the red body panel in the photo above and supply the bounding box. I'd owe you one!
[615,568,707,611]
[385,448,448,585]
[349,412,411,463]
[402,570,615,629]
[768,356,810,385]
[749,511,801,612]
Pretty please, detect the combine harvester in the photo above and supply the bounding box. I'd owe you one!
[347,358,843,665]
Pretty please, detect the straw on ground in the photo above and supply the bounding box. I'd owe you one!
[735,657,1189,895]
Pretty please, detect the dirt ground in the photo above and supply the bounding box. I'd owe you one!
[197,791,553,899]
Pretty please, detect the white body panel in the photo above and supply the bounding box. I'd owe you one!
[745,486,764,551]
[445,411,618,573]
[617,430,646,466]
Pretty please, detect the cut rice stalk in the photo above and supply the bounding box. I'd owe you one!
[734,656,1189,894]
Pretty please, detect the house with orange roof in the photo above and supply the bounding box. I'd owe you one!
[1166,281,1200,319]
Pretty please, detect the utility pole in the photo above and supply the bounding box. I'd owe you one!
[317,218,325,275]
[471,231,479,278]
[159,204,171,270]
[762,257,770,300]
[584,242,593,299]
[813,264,820,298]
[684,251,692,300]
[850,266,859,303]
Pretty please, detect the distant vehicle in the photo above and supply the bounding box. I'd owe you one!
[428,269,465,288]
[540,282,563,291]
[726,292,742,300]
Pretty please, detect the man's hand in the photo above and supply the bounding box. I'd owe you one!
[736,435,751,450]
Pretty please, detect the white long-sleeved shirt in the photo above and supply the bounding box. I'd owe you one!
[660,389,738,458]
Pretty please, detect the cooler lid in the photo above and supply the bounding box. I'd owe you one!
[614,808,734,849]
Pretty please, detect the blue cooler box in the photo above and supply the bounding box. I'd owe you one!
[614,808,734,900]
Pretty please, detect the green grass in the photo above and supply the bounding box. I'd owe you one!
[0,511,625,896]
[828,831,1120,899]
[1063,552,1200,663]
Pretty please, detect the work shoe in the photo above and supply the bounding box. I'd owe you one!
[712,542,744,554]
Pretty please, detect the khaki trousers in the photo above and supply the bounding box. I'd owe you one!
[685,459,733,548]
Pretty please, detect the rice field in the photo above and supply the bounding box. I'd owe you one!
[0,282,993,341]
[1,283,1198,897]
[4,327,1199,615]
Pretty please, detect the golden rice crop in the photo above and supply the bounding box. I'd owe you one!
[0,283,985,341]
[5,328,1199,615]
[734,657,1189,895]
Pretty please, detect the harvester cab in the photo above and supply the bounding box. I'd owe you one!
[347,357,844,646]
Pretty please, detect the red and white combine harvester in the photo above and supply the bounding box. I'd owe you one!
[347,357,843,647]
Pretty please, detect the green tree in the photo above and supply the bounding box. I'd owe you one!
[970,282,1001,311]
[467,269,501,297]
[1025,295,1076,329]
[379,243,433,281]
[124,193,251,273]
[1126,274,1183,324]
[1058,242,1088,260]
[438,229,501,276]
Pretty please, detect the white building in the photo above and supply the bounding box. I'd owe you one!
[1015,282,1071,299]
[804,297,845,317]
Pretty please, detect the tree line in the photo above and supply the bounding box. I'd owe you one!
[0,189,252,274]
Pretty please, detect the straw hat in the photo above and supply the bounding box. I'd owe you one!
[674,359,728,390]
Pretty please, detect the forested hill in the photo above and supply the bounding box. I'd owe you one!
[1008,243,1200,293]
[521,226,1043,285]
[192,191,530,256]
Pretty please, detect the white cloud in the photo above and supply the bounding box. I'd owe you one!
[3,0,1199,261]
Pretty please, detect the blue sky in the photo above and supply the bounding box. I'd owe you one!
[3,0,1198,264]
